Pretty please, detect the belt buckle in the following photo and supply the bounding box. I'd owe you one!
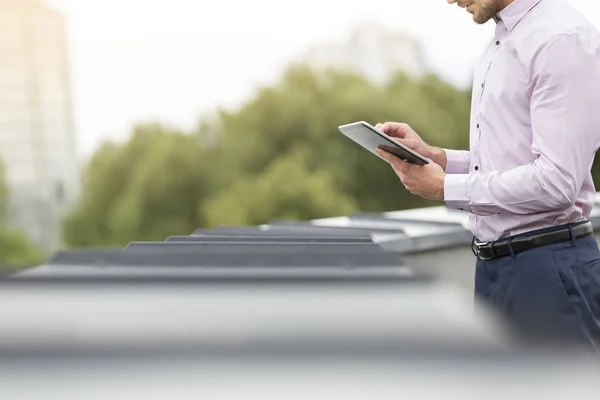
[471,237,491,260]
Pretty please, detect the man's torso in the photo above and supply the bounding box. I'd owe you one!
[468,0,600,241]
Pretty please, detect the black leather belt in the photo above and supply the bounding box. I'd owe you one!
[472,221,593,261]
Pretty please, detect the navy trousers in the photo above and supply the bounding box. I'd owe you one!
[475,231,600,352]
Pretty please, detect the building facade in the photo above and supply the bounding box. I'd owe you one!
[0,0,79,252]
[303,22,426,85]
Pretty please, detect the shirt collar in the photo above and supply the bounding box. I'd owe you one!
[496,0,544,32]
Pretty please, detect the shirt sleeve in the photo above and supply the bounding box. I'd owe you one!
[444,149,470,174]
[444,34,600,216]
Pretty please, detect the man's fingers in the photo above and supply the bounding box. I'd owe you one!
[384,122,410,139]
[392,159,409,172]
[377,149,410,173]
[377,122,412,140]
[377,149,400,168]
[380,122,391,133]
[376,148,392,162]
[377,122,394,136]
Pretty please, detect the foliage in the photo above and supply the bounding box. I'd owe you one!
[0,162,7,220]
[202,151,358,227]
[62,64,473,247]
[62,124,213,247]
[0,160,44,271]
[211,65,470,212]
[0,227,45,270]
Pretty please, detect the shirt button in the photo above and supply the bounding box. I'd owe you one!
[477,123,480,128]
[496,41,500,45]
[474,165,479,171]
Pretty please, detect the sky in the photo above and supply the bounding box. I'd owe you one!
[45,0,600,158]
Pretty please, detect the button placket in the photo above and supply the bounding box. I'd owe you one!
[470,23,505,239]
[474,27,504,175]
[478,24,505,103]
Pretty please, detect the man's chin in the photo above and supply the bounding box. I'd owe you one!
[472,12,492,24]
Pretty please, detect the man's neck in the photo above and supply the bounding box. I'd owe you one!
[498,0,516,12]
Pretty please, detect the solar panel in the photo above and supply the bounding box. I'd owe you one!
[166,235,373,243]
[267,219,407,234]
[38,252,404,269]
[12,230,413,282]
[382,205,470,225]
[20,241,405,273]
[193,226,374,238]
[115,241,402,268]
[349,211,466,228]
[123,241,385,255]
[343,213,473,252]
[310,216,441,234]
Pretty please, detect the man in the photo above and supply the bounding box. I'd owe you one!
[376,0,600,351]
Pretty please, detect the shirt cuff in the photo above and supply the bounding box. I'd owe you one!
[444,174,470,212]
[444,149,470,174]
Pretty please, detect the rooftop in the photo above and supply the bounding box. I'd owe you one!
[2,198,600,397]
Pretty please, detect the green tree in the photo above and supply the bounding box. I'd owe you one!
[0,162,7,221]
[62,64,473,246]
[208,65,471,214]
[62,124,214,247]
[0,160,44,271]
[202,151,358,227]
[0,228,44,270]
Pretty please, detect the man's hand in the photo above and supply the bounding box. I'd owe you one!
[376,148,446,201]
[375,122,447,170]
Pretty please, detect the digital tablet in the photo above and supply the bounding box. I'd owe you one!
[338,121,429,166]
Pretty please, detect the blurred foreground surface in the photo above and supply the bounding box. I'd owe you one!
[2,282,599,399]
[2,211,600,399]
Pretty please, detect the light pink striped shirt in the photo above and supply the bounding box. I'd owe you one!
[443,0,600,242]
